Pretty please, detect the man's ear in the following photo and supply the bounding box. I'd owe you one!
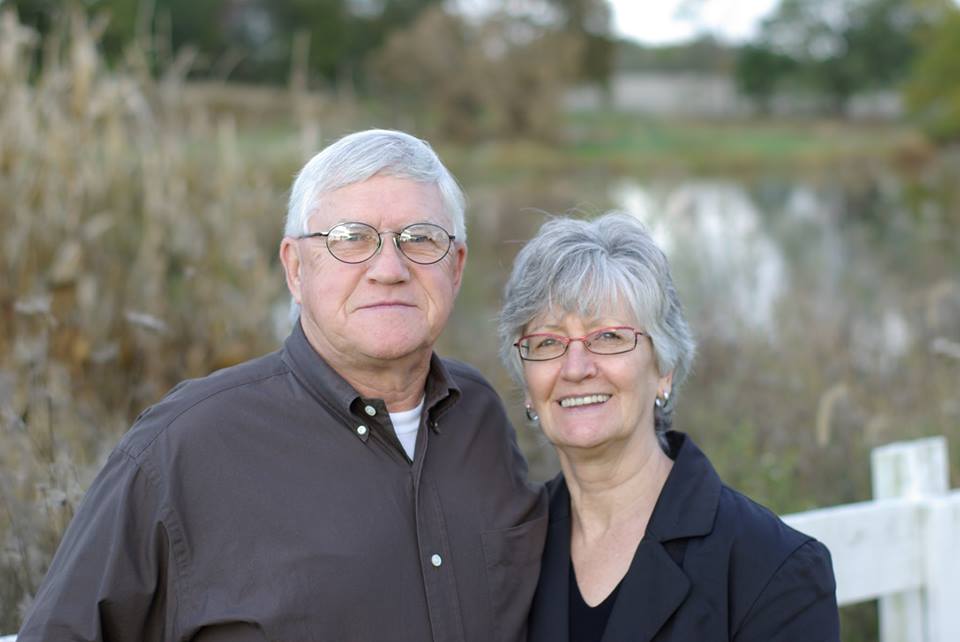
[450,243,467,294]
[279,238,303,304]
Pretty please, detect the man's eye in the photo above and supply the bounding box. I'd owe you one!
[334,230,373,243]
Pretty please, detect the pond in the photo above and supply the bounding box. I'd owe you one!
[433,162,960,515]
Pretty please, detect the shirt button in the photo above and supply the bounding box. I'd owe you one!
[430,554,442,567]
[364,405,376,416]
[356,425,368,436]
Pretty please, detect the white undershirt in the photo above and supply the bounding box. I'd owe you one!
[389,397,424,460]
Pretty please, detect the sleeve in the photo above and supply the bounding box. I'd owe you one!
[733,539,840,642]
[17,448,180,642]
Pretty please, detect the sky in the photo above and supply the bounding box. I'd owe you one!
[608,0,781,45]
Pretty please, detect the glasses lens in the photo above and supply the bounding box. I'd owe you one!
[397,224,451,264]
[326,223,379,263]
[518,335,567,361]
[585,328,637,354]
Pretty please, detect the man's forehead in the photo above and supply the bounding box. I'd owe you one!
[307,176,450,230]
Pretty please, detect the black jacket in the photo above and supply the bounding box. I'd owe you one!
[528,432,840,642]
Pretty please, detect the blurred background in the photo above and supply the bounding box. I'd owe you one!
[1,0,959,638]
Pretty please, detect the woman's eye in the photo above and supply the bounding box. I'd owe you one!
[594,330,627,344]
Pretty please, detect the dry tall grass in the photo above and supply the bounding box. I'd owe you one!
[0,10,324,628]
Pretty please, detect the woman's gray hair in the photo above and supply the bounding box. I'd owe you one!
[284,129,466,320]
[498,212,696,438]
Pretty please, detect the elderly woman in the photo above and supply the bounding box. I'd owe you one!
[499,213,839,642]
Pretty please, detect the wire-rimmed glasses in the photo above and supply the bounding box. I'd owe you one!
[514,326,645,361]
[298,221,455,265]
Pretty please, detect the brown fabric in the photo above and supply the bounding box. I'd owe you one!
[18,322,548,642]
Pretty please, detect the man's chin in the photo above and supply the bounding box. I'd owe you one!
[355,335,434,364]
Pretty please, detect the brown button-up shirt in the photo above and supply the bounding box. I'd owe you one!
[18,323,548,642]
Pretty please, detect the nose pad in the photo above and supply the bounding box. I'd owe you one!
[366,233,409,280]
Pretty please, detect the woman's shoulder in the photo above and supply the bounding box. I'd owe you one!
[716,485,839,636]
[709,483,837,635]
[668,432,825,565]
[715,484,813,554]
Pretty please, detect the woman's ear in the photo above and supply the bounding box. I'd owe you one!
[658,370,674,397]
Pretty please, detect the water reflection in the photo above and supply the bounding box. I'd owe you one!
[612,179,789,341]
[459,167,959,497]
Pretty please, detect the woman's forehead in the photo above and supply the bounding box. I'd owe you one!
[526,304,638,331]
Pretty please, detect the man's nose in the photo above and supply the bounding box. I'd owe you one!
[366,235,410,283]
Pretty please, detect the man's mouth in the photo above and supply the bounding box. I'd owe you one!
[359,301,415,309]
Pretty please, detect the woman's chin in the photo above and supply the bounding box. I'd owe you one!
[545,424,621,454]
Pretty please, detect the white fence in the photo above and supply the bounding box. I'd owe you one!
[3,436,958,642]
[784,436,960,641]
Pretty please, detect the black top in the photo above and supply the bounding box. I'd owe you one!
[569,563,621,642]
[19,321,548,642]
[529,431,840,642]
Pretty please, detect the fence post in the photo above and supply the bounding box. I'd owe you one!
[871,436,949,642]
[923,494,960,642]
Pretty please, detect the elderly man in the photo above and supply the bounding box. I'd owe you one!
[18,130,547,642]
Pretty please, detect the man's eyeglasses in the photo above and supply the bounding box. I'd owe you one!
[515,326,645,362]
[298,222,455,265]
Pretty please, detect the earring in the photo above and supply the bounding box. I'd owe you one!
[524,405,539,423]
[655,390,670,408]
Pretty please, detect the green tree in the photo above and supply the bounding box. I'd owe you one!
[749,0,927,114]
[266,0,443,86]
[734,44,797,114]
[547,0,615,85]
[7,0,445,84]
[904,3,960,141]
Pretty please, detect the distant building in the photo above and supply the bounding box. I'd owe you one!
[567,71,903,120]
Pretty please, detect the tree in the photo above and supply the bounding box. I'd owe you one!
[7,0,447,85]
[734,44,797,115]
[904,3,960,141]
[370,6,581,141]
[547,0,615,86]
[746,0,928,114]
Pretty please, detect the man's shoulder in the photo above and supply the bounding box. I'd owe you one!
[117,349,289,459]
[439,356,499,395]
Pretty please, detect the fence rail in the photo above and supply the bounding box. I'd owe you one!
[4,436,957,642]
[783,436,960,642]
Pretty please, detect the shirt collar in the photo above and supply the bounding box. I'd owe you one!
[281,320,461,431]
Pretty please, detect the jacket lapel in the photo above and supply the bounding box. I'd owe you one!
[602,432,723,642]
[600,539,690,642]
[530,433,723,642]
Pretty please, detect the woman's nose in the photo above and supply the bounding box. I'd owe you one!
[559,340,597,380]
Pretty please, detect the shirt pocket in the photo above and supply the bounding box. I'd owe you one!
[481,514,549,642]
